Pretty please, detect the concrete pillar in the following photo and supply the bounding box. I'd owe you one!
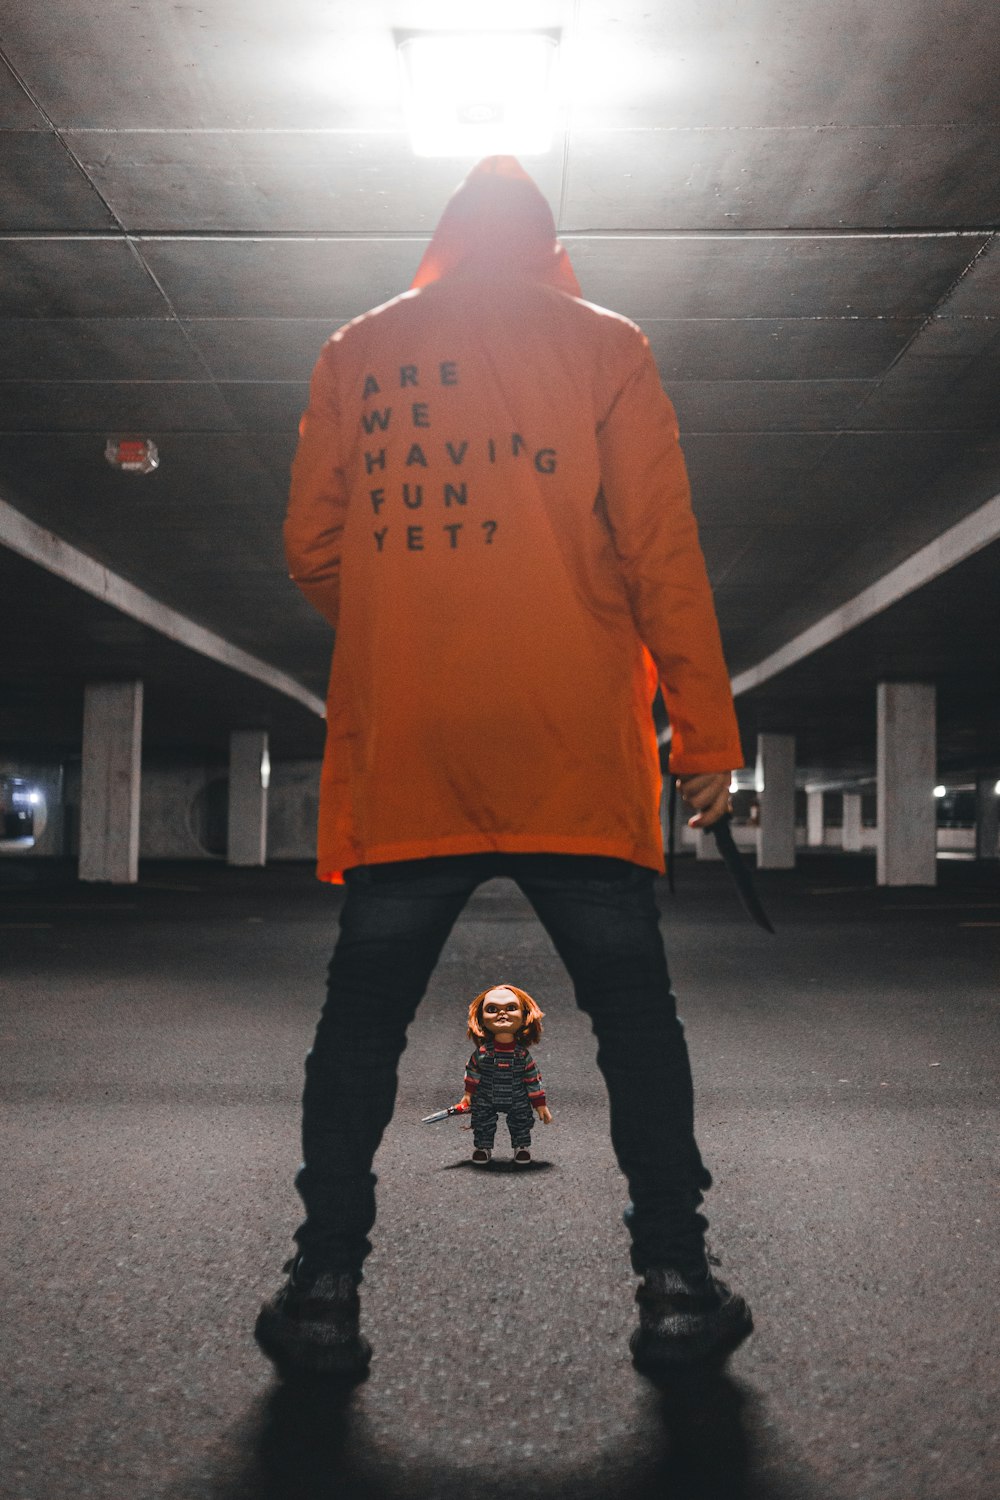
[756,733,796,869]
[79,681,143,884]
[228,730,269,867]
[696,824,723,859]
[806,790,824,847]
[876,682,936,887]
[975,775,1000,860]
[842,792,863,852]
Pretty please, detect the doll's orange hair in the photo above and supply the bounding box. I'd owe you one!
[467,984,544,1045]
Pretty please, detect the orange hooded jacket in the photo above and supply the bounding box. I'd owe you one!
[284,157,742,881]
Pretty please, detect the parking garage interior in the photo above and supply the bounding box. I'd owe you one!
[1,5,998,1499]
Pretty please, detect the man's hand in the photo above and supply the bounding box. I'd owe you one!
[534,1105,553,1124]
[678,772,732,829]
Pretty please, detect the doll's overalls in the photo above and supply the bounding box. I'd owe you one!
[469,1044,536,1150]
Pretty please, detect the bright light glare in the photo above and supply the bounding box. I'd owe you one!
[399,33,559,157]
[994,779,1000,796]
[28,790,41,805]
[933,785,947,798]
[260,749,271,791]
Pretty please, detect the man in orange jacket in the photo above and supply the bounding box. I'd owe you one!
[255,157,752,1381]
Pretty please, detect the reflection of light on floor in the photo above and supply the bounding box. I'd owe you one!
[937,850,977,861]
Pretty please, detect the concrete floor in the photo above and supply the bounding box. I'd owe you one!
[1,852,997,1500]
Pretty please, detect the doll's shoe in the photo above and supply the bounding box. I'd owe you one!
[471,1147,492,1164]
[513,1147,532,1164]
[630,1264,752,1373]
[255,1257,371,1380]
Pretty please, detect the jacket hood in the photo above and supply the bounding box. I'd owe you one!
[411,156,581,297]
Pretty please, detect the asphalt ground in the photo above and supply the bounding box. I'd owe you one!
[0,852,997,1500]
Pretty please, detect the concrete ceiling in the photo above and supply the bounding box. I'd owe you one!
[1,0,998,774]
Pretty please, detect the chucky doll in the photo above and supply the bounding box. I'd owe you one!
[460,984,553,1164]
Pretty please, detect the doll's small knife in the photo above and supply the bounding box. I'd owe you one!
[421,1101,471,1124]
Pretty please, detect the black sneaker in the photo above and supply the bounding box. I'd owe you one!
[255,1258,372,1380]
[630,1264,753,1373]
[512,1147,531,1165]
[471,1147,491,1165]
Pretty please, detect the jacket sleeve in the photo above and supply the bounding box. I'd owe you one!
[283,345,348,629]
[596,339,743,774]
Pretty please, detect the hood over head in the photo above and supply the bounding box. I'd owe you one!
[411,156,581,297]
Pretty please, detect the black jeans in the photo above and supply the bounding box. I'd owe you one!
[294,853,712,1280]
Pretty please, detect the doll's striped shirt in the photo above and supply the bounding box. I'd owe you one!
[463,1041,546,1107]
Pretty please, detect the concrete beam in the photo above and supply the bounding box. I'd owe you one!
[0,495,325,720]
[731,492,1000,697]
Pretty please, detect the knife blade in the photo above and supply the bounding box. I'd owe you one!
[709,813,776,933]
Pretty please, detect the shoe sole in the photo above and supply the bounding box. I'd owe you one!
[630,1297,753,1373]
[254,1305,373,1380]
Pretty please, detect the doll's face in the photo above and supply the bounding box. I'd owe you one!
[480,986,524,1039]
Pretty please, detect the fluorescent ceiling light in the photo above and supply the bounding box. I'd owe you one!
[398,32,559,157]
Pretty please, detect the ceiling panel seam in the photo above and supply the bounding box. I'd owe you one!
[0,51,41,123]
[0,493,325,720]
[931,231,999,313]
[0,45,129,237]
[110,237,274,458]
[117,239,220,389]
[0,46,220,370]
[844,231,999,428]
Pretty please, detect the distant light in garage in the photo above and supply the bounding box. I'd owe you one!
[105,437,159,474]
[398,32,559,156]
[995,779,1000,796]
[260,748,271,790]
[934,785,947,798]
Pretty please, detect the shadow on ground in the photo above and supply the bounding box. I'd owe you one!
[175,1366,839,1500]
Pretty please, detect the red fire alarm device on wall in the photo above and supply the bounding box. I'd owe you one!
[105,437,159,474]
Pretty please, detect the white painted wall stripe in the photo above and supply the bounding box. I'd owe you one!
[731,491,1000,696]
[0,495,326,720]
